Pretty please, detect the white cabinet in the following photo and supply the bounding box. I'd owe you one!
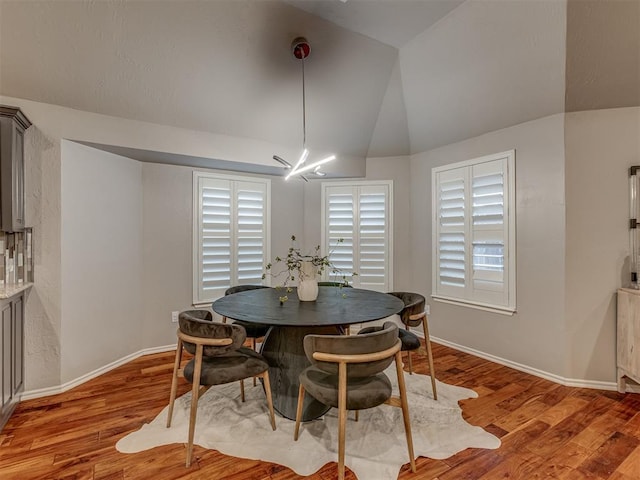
[0,292,23,430]
[616,288,640,392]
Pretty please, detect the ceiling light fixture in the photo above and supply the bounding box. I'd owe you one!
[274,37,336,180]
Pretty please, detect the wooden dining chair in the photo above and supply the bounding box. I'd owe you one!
[388,292,438,400]
[223,285,272,389]
[293,321,416,480]
[167,310,276,467]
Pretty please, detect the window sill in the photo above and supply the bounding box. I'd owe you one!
[431,295,516,316]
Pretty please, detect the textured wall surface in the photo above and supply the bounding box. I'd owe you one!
[22,120,62,391]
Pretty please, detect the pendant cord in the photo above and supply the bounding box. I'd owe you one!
[301,50,306,149]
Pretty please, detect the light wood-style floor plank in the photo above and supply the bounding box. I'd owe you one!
[1,344,640,479]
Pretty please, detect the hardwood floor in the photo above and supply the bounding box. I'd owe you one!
[1,342,639,479]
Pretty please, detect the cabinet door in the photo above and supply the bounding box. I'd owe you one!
[0,107,30,232]
[12,295,23,395]
[12,125,25,230]
[618,290,640,376]
[1,302,11,411]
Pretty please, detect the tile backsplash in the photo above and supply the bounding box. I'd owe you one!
[0,228,33,286]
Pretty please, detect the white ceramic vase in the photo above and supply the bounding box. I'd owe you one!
[297,260,319,301]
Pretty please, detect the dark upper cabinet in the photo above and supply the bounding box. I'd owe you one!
[0,106,31,232]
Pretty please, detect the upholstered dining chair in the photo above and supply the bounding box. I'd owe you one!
[223,285,271,347]
[317,281,353,288]
[387,291,438,400]
[293,321,416,480]
[318,281,353,334]
[223,285,271,388]
[167,310,276,467]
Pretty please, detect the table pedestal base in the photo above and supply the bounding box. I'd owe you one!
[261,325,340,421]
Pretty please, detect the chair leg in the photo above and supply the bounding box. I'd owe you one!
[422,318,438,400]
[252,338,257,387]
[186,345,204,468]
[394,351,416,473]
[294,383,305,440]
[337,362,348,480]
[404,326,414,374]
[167,339,183,428]
[261,371,276,431]
[240,379,245,402]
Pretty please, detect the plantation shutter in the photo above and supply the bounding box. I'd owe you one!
[322,182,392,292]
[194,174,269,304]
[198,178,232,300]
[325,186,355,276]
[236,182,267,284]
[432,151,515,312]
[358,185,389,291]
[434,167,467,299]
[471,159,508,305]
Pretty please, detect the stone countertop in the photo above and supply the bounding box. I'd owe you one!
[0,282,33,299]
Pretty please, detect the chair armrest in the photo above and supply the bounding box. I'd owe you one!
[312,339,401,364]
[177,330,233,347]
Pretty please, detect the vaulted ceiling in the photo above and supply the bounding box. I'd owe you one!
[0,0,637,168]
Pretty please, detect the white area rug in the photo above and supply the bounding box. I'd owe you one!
[117,367,500,479]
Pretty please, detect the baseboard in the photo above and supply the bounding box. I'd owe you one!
[429,335,640,394]
[21,344,177,401]
[21,333,640,401]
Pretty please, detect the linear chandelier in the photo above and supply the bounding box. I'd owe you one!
[274,37,336,181]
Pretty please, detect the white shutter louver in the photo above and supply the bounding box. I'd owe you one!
[438,176,466,288]
[201,185,232,294]
[327,191,354,275]
[471,160,506,294]
[236,184,266,284]
[358,189,387,289]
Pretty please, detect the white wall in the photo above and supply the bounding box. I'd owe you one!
[140,163,193,348]
[60,141,143,384]
[400,0,566,153]
[565,107,640,382]
[410,114,568,378]
[8,101,637,393]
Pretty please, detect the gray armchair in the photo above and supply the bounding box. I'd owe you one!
[167,310,276,467]
[223,285,271,343]
[388,292,437,399]
[293,321,415,480]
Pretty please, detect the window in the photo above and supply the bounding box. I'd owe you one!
[193,172,270,305]
[321,181,393,292]
[432,150,515,313]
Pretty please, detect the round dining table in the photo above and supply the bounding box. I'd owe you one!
[212,286,404,421]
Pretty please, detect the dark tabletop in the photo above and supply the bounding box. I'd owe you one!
[212,286,404,327]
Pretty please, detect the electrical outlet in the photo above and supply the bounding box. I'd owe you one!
[171,311,179,323]
[425,304,430,315]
